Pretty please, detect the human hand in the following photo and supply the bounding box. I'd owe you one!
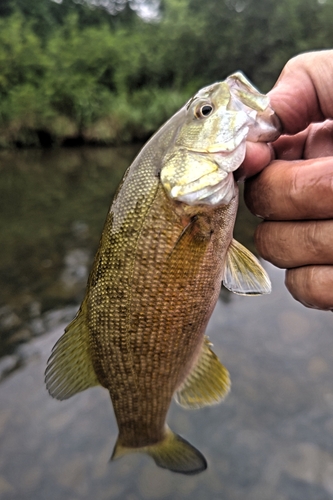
[241,50,333,310]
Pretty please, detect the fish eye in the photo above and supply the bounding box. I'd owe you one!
[196,104,214,118]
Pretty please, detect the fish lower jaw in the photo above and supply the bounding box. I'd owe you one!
[175,172,236,207]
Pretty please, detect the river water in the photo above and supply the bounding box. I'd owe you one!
[1,147,333,500]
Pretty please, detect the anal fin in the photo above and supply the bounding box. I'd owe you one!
[175,336,230,409]
[45,302,100,400]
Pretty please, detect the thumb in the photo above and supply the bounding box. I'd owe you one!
[268,50,333,135]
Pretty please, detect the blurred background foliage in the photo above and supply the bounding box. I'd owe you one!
[0,0,332,147]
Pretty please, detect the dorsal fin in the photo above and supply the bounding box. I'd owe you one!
[175,336,230,409]
[45,303,100,400]
[223,238,271,295]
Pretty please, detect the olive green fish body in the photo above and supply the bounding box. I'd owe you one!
[87,157,238,447]
[45,72,281,474]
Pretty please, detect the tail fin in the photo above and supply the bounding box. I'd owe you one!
[111,427,207,475]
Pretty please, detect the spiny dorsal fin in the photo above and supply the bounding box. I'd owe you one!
[45,303,100,400]
[223,238,271,295]
[112,426,207,475]
[175,336,230,409]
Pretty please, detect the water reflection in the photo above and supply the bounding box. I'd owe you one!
[0,146,141,359]
[1,148,333,499]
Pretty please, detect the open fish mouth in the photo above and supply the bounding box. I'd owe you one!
[208,138,248,174]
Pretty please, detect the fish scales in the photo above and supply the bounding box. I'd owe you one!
[89,151,237,447]
[45,72,280,474]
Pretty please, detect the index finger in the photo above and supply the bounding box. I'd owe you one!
[244,157,333,220]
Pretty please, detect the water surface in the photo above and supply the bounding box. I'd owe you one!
[0,146,140,358]
[1,148,333,500]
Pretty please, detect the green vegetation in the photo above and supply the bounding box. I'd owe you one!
[0,0,333,147]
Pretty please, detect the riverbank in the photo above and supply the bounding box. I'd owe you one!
[0,87,187,149]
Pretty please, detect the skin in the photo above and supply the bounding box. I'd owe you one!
[238,50,333,310]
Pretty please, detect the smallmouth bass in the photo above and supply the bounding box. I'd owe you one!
[45,73,280,474]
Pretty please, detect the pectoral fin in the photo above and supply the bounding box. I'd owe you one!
[223,238,271,295]
[45,303,100,400]
[175,336,230,409]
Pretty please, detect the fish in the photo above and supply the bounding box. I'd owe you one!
[45,72,280,475]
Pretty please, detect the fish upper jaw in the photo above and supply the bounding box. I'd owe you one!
[225,71,281,143]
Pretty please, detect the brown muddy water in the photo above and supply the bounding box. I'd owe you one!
[1,147,333,500]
